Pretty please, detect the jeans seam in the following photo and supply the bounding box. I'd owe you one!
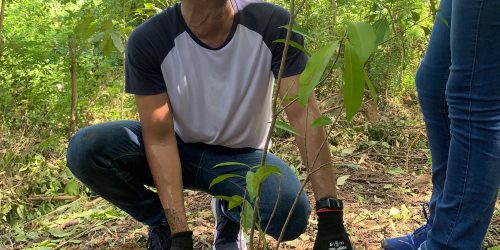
[444,0,484,247]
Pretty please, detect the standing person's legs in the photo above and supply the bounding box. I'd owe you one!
[381,1,453,248]
[421,0,500,248]
[415,0,452,225]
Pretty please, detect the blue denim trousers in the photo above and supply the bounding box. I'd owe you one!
[66,120,310,241]
[416,0,500,249]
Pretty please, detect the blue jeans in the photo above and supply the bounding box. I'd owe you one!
[66,120,310,241]
[416,0,500,249]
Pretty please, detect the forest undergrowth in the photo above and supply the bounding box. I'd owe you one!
[0,0,499,249]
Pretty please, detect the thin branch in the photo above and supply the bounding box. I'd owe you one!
[250,1,296,246]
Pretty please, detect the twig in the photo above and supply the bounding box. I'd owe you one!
[27,195,78,202]
[405,130,424,173]
[368,153,426,160]
[250,0,296,248]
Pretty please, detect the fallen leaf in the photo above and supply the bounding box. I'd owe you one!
[337,175,351,186]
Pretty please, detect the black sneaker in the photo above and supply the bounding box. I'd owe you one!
[147,222,172,250]
[211,198,246,250]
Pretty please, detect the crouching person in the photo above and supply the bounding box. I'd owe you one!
[67,0,352,249]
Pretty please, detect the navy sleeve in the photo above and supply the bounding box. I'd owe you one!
[125,25,166,95]
[270,7,308,79]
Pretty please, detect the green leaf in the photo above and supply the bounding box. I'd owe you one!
[279,24,310,38]
[241,201,253,230]
[387,166,403,175]
[372,17,389,45]
[437,15,449,27]
[246,171,258,201]
[48,227,72,238]
[74,17,96,40]
[275,120,298,135]
[420,25,431,36]
[64,180,80,196]
[273,39,309,56]
[343,43,366,121]
[255,165,281,181]
[364,70,378,103]
[214,195,245,210]
[212,162,249,169]
[100,32,116,57]
[110,32,124,53]
[347,22,376,63]
[411,11,420,23]
[209,174,243,189]
[311,116,333,127]
[341,146,356,156]
[246,165,281,201]
[91,32,105,43]
[299,42,339,106]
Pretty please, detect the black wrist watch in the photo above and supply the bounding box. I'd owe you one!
[316,197,343,210]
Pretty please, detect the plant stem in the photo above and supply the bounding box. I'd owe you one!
[249,0,296,248]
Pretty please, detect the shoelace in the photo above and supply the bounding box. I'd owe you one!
[412,203,431,236]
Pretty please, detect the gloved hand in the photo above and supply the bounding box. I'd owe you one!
[170,231,193,250]
[313,209,352,250]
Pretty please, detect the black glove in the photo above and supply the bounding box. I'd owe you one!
[170,231,193,250]
[313,209,352,250]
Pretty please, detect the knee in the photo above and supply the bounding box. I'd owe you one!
[66,125,108,180]
[276,193,311,241]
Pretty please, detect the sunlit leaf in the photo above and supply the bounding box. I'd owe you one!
[347,22,376,63]
[336,175,350,186]
[299,42,339,106]
[209,174,243,189]
[214,195,245,210]
[110,32,124,53]
[246,165,281,201]
[343,43,365,121]
[246,171,258,201]
[48,227,72,238]
[341,146,356,156]
[275,120,298,135]
[255,165,281,181]
[311,116,333,127]
[64,180,79,196]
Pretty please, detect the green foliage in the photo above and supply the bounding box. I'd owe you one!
[298,41,338,106]
[275,120,299,135]
[0,0,437,247]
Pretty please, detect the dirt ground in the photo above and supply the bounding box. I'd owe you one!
[2,117,499,250]
[8,143,497,250]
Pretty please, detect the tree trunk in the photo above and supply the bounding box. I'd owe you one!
[0,0,7,58]
[331,0,337,29]
[68,37,78,137]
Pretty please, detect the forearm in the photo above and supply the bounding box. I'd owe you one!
[143,131,189,234]
[290,104,337,200]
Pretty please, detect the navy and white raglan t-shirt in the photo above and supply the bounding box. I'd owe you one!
[125,0,307,149]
